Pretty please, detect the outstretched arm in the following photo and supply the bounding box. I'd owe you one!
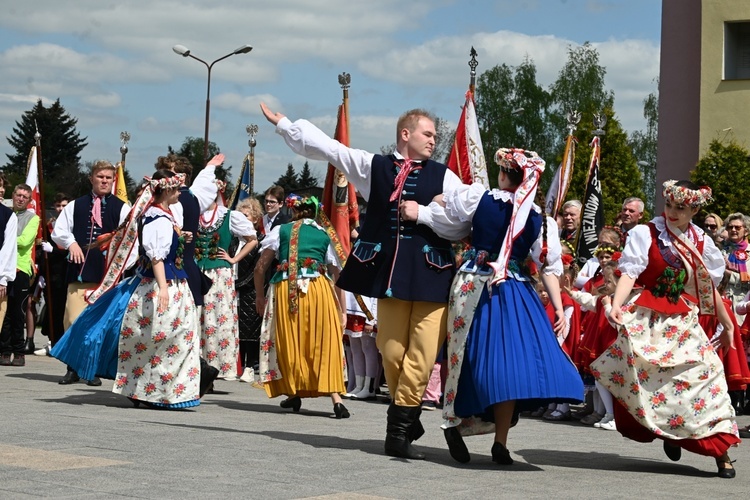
[260,102,375,199]
[260,103,285,126]
[190,154,223,212]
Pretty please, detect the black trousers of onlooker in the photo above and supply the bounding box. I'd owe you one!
[0,271,31,355]
[239,339,260,371]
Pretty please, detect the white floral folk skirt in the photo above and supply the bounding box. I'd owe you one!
[113,278,201,406]
[200,267,240,379]
[591,295,738,442]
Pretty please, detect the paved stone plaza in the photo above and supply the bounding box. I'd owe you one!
[1,340,748,499]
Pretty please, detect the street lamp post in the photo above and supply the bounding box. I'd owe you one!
[172,43,253,166]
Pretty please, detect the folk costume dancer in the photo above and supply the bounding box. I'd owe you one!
[254,194,349,419]
[51,161,130,386]
[437,148,583,465]
[602,180,740,479]
[52,171,201,409]
[161,153,222,394]
[261,102,466,459]
[196,189,257,380]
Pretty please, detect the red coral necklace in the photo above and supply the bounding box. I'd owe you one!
[200,204,219,228]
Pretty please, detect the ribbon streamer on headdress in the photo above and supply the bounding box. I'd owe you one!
[85,183,154,303]
[664,221,716,315]
[86,173,185,304]
[488,148,546,285]
[661,180,716,315]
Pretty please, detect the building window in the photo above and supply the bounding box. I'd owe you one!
[725,21,750,80]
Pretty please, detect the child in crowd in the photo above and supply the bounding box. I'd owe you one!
[534,256,582,421]
[574,226,623,289]
[422,350,444,411]
[569,257,621,430]
[343,291,379,400]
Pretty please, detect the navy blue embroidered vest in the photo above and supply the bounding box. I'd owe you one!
[67,193,125,283]
[471,193,543,260]
[337,154,455,303]
[0,204,11,250]
[138,215,188,281]
[178,187,204,305]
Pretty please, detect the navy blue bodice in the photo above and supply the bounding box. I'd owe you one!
[138,215,188,281]
[469,191,542,264]
[178,187,204,304]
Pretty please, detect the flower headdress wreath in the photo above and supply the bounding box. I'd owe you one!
[661,180,716,315]
[146,173,185,191]
[285,194,322,219]
[662,180,712,208]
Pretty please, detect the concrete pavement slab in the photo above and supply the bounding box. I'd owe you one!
[1,342,748,499]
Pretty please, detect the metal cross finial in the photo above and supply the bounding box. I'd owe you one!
[338,72,351,91]
[247,124,258,149]
[566,110,581,135]
[119,131,130,156]
[34,120,41,144]
[469,47,478,76]
[593,113,607,136]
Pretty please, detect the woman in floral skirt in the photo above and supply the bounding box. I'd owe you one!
[111,170,202,408]
[196,190,257,380]
[601,180,740,478]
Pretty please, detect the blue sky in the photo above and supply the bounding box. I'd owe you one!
[0,0,661,194]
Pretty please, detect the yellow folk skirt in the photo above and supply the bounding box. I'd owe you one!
[264,277,345,398]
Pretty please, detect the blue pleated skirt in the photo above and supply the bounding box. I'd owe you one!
[51,276,141,380]
[454,278,584,417]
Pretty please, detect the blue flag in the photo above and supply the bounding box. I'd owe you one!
[230,154,252,210]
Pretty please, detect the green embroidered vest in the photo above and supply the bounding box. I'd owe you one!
[270,221,331,284]
[196,210,232,270]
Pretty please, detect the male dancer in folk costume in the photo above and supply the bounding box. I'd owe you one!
[261,102,466,460]
[52,161,130,386]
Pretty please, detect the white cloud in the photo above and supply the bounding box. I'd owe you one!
[0,1,423,83]
[83,92,122,108]
[0,0,661,182]
[214,93,282,116]
[139,117,162,132]
[0,43,170,86]
[137,116,221,137]
[0,93,47,105]
[359,30,658,131]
